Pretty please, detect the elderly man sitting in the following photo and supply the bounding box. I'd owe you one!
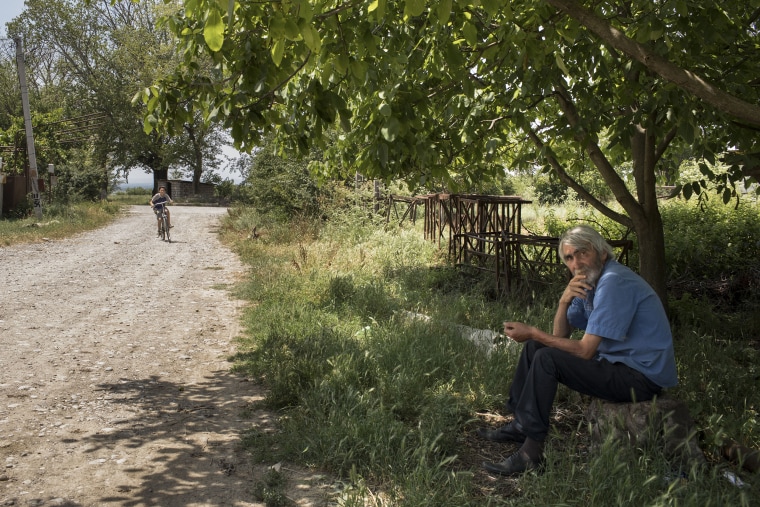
[478,225,678,476]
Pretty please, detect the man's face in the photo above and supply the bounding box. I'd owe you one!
[159,188,166,195]
[562,244,606,287]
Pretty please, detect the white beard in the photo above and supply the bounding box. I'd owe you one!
[575,258,604,287]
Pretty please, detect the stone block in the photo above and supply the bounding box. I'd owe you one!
[586,397,706,468]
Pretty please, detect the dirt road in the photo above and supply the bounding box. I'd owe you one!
[0,205,327,506]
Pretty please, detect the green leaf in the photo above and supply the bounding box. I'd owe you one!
[722,187,732,204]
[339,108,352,131]
[698,162,714,178]
[269,15,285,38]
[271,38,285,67]
[143,115,156,135]
[404,0,426,19]
[297,0,314,20]
[284,19,301,41]
[379,103,392,117]
[147,95,159,112]
[203,8,225,51]
[131,90,145,106]
[300,23,321,53]
[554,53,570,76]
[481,0,500,17]
[227,0,235,30]
[334,54,349,74]
[378,143,389,168]
[381,117,400,141]
[443,41,465,68]
[463,22,477,47]
[350,59,368,81]
[375,0,386,21]
[436,0,452,24]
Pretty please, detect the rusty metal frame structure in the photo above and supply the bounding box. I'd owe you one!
[386,194,422,226]
[417,194,633,291]
[447,194,530,290]
[388,192,633,292]
[507,234,633,287]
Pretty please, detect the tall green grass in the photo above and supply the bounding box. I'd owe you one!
[223,198,760,506]
[0,200,124,246]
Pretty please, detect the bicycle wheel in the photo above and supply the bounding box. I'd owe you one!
[158,216,165,240]
[162,215,170,242]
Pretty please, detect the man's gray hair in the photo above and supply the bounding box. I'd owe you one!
[558,225,614,260]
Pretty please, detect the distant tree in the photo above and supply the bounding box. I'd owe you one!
[6,0,230,193]
[245,140,324,218]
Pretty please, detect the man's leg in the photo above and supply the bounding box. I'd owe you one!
[484,340,662,476]
[511,341,661,442]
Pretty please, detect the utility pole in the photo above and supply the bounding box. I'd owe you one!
[15,36,43,220]
[0,157,4,218]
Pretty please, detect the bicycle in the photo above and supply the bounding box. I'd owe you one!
[154,203,171,243]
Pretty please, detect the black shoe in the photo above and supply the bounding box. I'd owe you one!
[476,422,526,443]
[482,451,541,476]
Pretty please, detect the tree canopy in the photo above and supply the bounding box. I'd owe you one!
[140,0,760,301]
[2,0,229,191]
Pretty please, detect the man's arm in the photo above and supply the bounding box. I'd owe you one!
[504,273,602,360]
[552,301,573,338]
[503,321,602,360]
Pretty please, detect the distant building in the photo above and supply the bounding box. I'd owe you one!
[158,179,215,200]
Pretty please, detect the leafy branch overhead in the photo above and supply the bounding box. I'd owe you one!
[140,0,758,185]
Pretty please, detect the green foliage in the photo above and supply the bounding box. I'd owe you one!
[242,146,327,218]
[518,436,752,507]
[533,173,569,205]
[52,168,107,203]
[0,110,71,176]
[0,200,123,246]
[661,199,760,280]
[251,468,293,507]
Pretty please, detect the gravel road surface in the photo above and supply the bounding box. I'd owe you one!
[0,205,327,507]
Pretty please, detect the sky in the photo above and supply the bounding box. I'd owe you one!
[1,0,245,187]
[0,0,25,37]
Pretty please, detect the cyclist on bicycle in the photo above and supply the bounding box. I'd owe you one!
[149,186,174,236]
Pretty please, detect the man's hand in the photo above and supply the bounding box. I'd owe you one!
[503,321,534,343]
[559,274,594,305]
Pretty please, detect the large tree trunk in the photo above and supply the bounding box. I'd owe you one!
[628,126,670,313]
[152,168,168,194]
[631,211,669,313]
[186,126,203,195]
[548,85,672,311]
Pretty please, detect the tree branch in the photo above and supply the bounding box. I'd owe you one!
[527,128,632,228]
[546,0,760,128]
[552,82,643,219]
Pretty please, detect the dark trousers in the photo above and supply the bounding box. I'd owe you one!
[507,340,662,442]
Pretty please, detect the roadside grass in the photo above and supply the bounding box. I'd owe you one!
[110,190,152,206]
[0,200,124,246]
[222,198,760,506]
